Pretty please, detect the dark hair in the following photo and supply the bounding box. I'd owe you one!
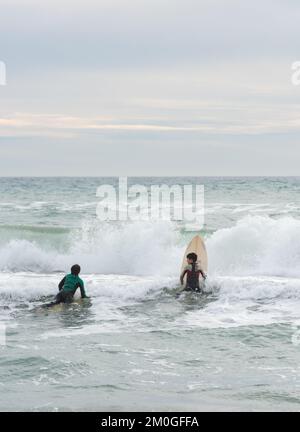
[71,264,81,275]
[187,253,197,262]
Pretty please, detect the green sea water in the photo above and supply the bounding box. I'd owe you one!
[0,177,300,411]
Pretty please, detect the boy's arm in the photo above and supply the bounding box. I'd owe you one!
[79,280,88,298]
[58,276,66,291]
[176,269,188,297]
[180,268,188,285]
[198,265,207,280]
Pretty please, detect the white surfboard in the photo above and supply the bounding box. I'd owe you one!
[180,234,208,283]
[36,297,88,314]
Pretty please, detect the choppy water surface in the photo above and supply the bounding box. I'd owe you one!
[1,177,300,411]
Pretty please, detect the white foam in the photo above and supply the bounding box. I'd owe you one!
[0,220,182,276]
[207,215,300,278]
[1,215,299,279]
[1,215,300,330]
[0,272,176,302]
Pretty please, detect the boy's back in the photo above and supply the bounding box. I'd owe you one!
[61,273,85,294]
[180,258,206,292]
[43,265,87,308]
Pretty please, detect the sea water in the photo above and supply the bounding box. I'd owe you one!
[0,177,300,411]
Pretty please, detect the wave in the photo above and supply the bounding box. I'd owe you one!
[0,215,299,279]
[0,220,182,276]
[0,273,174,303]
[207,215,300,278]
[0,225,70,234]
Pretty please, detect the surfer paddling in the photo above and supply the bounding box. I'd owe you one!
[180,253,207,293]
[43,264,88,307]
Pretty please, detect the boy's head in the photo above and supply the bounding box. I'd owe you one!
[186,253,197,264]
[71,264,81,275]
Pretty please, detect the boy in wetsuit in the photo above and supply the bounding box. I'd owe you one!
[44,264,88,307]
[180,252,207,292]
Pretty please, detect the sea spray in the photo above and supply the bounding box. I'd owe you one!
[0,219,182,276]
[1,215,300,279]
[207,215,300,278]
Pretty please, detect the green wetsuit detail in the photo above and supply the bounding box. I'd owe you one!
[59,273,86,298]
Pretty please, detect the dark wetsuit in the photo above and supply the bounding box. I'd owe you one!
[44,273,87,307]
[180,262,206,292]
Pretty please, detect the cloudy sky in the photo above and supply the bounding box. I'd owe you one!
[0,0,299,176]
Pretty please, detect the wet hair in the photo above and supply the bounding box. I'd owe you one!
[71,264,81,275]
[187,253,197,262]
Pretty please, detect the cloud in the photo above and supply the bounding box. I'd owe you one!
[0,1,300,175]
[1,101,300,140]
[1,0,300,71]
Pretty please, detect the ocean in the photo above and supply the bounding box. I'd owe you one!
[0,177,300,411]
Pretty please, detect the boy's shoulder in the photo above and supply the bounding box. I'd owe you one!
[184,262,203,271]
[76,275,84,285]
[65,273,82,280]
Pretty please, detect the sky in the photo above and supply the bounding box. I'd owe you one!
[0,0,300,176]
